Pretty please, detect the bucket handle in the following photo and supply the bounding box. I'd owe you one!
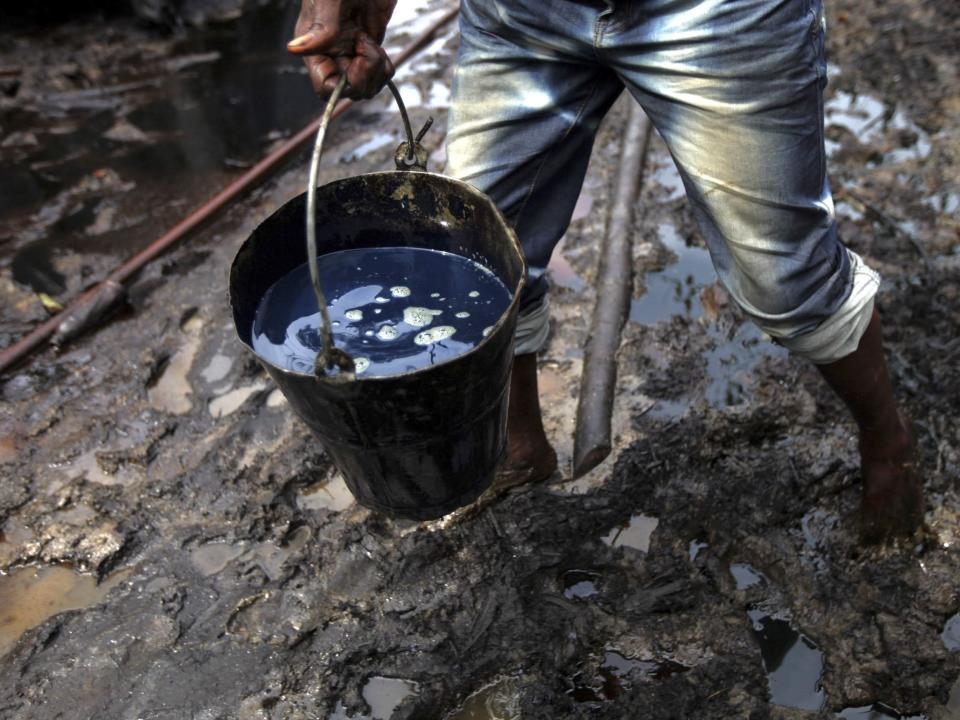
[305,77,427,380]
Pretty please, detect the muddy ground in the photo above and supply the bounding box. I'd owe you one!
[1,0,958,718]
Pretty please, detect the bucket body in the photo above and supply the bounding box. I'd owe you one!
[230,171,525,520]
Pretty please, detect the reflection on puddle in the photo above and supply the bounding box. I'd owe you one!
[148,334,200,415]
[747,609,825,712]
[603,514,658,552]
[729,565,825,712]
[836,704,927,719]
[329,677,419,720]
[299,474,355,512]
[703,323,787,408]
[362,677,419,720]
[61,448,142,487]
[630,223,714,325]
[0,564,130,657]
[547,238,585,292]
[342,132,396,163]
[688,539,708,561]
[445,677,520,720]
[942,612,960,652]
[569,650,689,703]
[208,380,266,418]
[562,570,600,600]
[200,353,232,384]
[191,542,244,576]
[730,563,765,590]
[824,91,931,163]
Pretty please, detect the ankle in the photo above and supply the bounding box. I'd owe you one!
[859,410,914,460]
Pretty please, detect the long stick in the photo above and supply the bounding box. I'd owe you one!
[0,4,460,377]
[572,100,652,479]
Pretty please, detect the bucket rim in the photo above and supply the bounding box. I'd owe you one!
[233,170,527,383]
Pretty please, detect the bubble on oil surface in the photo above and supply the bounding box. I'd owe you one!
[376,325,399,341]
[414,326,456,345]
[345,309,363,322]
[403,307,442,327]
[390,286,411,298]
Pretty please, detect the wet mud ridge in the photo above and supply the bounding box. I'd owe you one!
[1,0,959,718]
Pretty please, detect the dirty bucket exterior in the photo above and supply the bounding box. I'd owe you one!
[230,171,525,520]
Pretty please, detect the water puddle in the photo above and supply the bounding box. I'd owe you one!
[0,433,17,463]
[688,539,708,561]
[0,519,34,565]
[298,473,355,513]
[648,152,686,203]
[4,0,328,290]
[747,609,825,711]
[200,353,233,384]
[569,650,689,703]
[547,237,585,292]
[730,563,766,590]
[445,677,520,720]
[836,704,927,719]
[266,388,287,408]
[190,542,245,576]
[53,503,97,525]
[148,334,201,415]
[941,612,960,652]
[629,223,715,325]
[208,380,266,418]
[562,570,600,600]
[342,132,396,163]
[824,91,931,164]
[729,565,825,712]
[61,447,142,487]
[602,514,658,552]
[246,525,311,581]
[702,323,787,409]
[361,677,419,720]
[328,677,419,720]
[0,564,131,657]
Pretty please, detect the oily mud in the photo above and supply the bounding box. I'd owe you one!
[1,0,959,718]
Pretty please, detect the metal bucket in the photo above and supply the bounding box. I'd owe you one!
[229,81,525,520]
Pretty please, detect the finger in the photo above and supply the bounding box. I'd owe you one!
[305,55,341,96]
[344,33,394,99]
[321,56,353,96]
[288,0,347,56]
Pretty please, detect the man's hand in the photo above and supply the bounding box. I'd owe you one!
[287,0,398,100]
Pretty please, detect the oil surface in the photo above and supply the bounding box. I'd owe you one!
[251,247,510,377]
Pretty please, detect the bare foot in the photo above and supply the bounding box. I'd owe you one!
[492,354,558,492]
[859,412,924,544]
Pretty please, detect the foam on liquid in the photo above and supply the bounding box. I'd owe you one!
[251,247,511,377]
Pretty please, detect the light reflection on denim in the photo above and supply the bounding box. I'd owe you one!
[446,0,878,362]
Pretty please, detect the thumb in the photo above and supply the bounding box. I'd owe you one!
[288,6,342,54]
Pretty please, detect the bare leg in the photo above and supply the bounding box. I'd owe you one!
[494,354,558,490]
[815,308,924,542]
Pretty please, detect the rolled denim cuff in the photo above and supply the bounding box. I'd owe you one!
[514,295,551,355]
[777,250,880,364]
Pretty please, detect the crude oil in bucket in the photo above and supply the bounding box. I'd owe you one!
[251,247,511,376]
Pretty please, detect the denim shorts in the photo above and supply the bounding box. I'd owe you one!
[445,0,879,363]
